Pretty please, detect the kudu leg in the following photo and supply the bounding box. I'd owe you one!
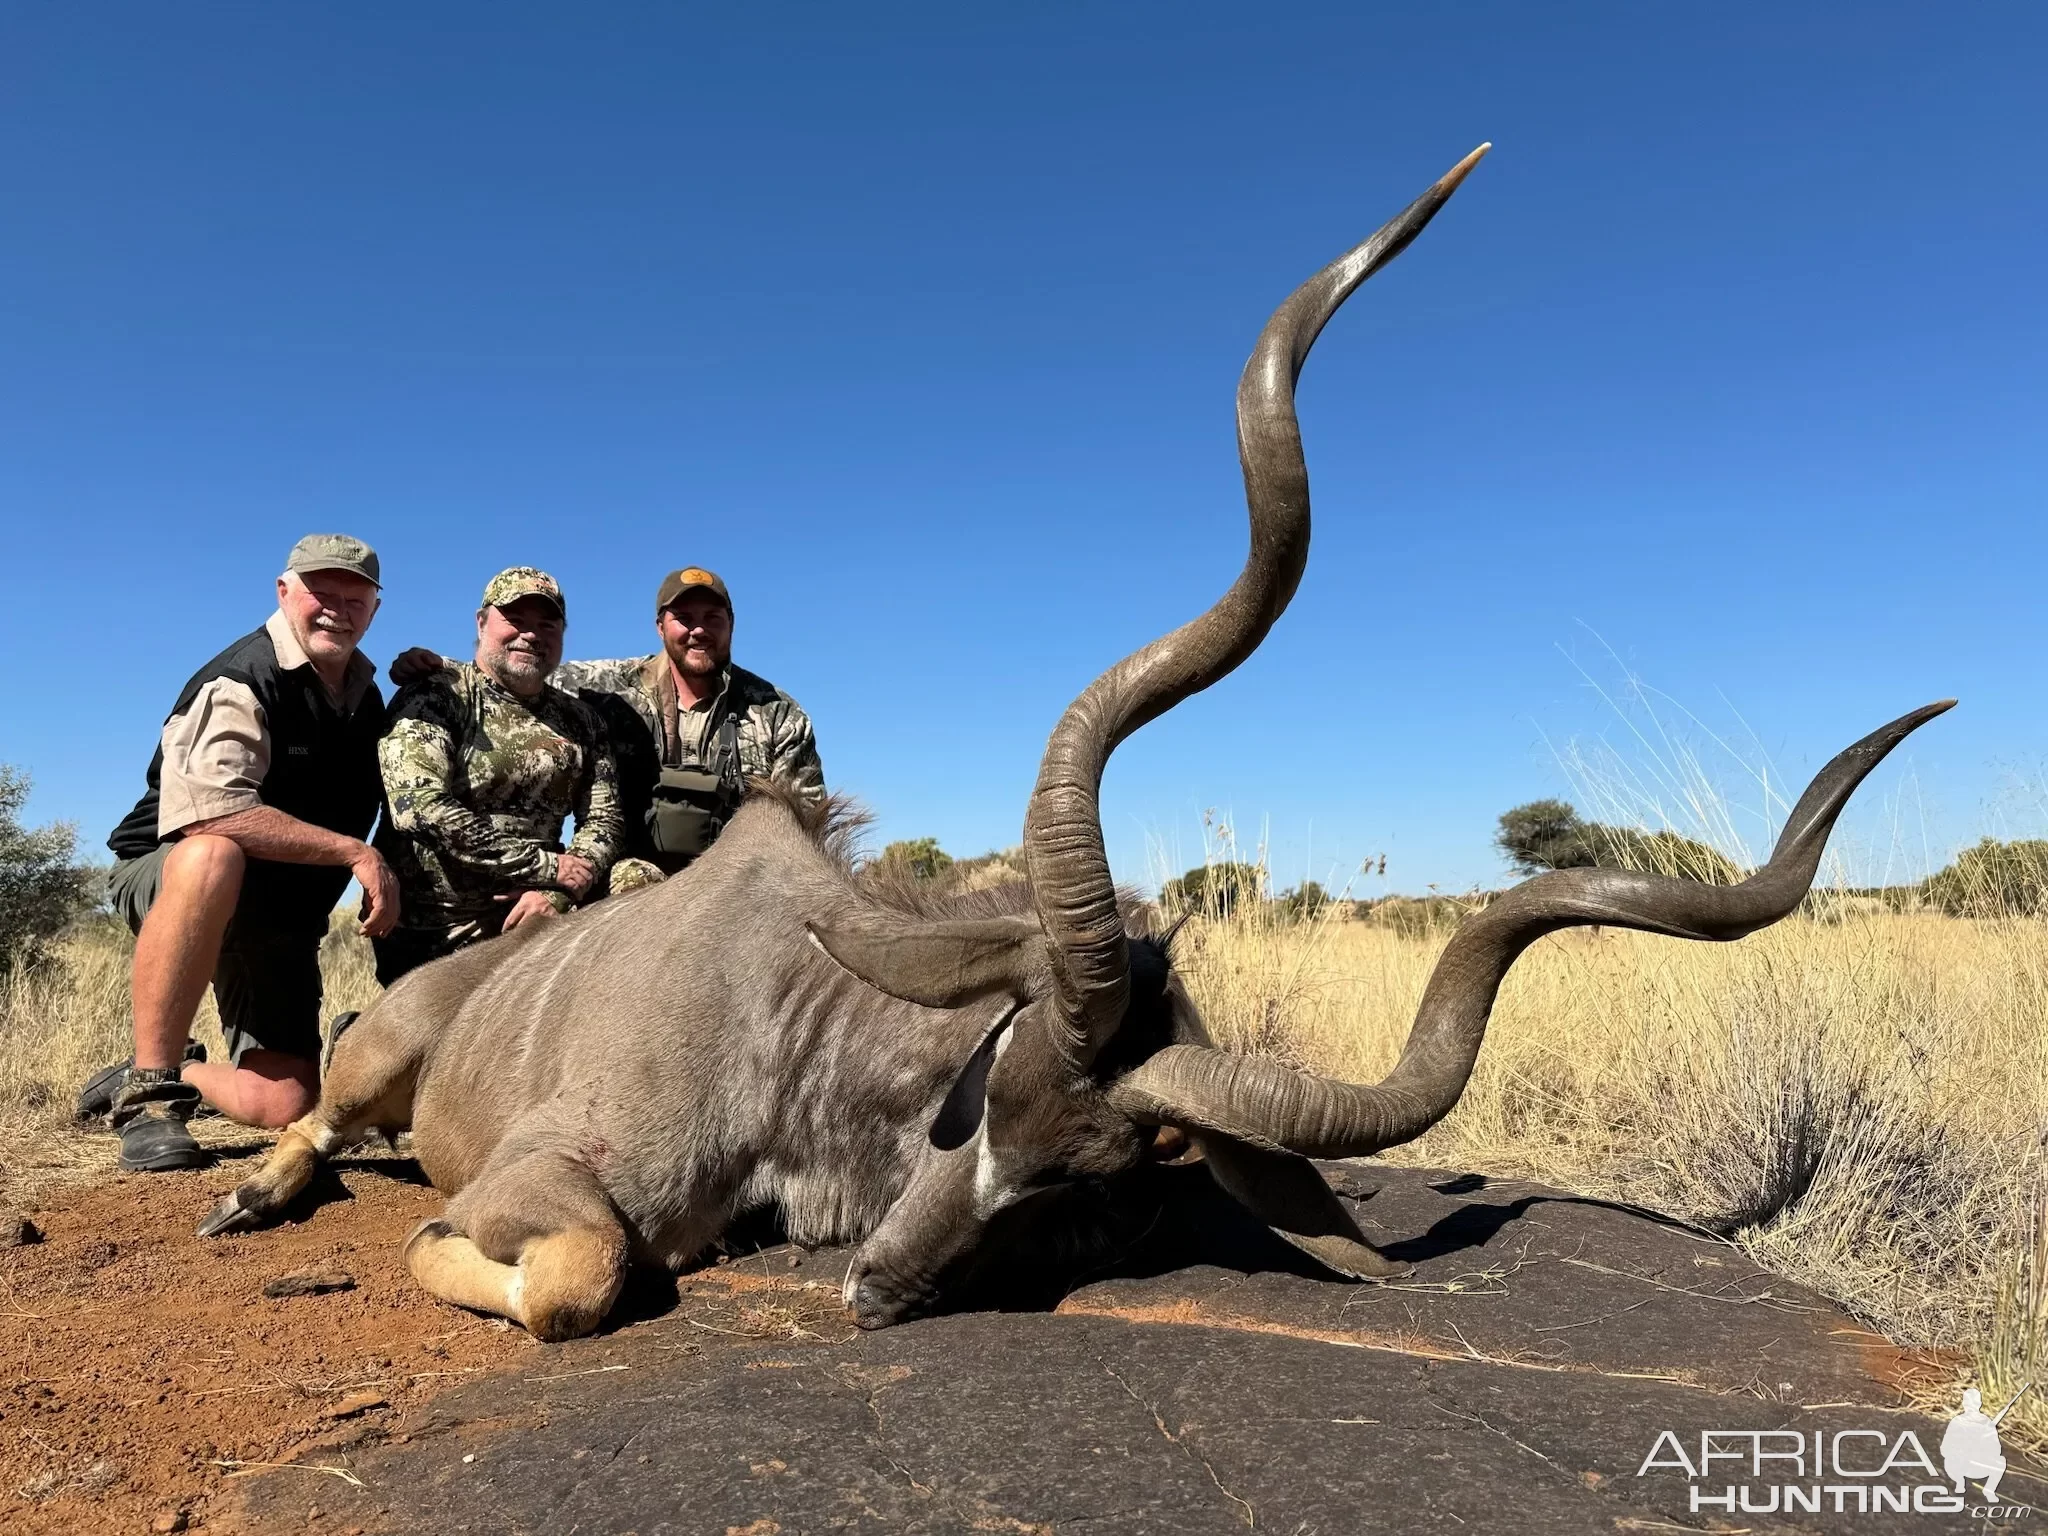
[410,1151,627,1342]
[195,1013,416,1238]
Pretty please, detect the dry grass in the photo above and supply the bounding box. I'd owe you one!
[1176,899,2048,1444]
[0,915,379,1205]
[7,898,2047,1442]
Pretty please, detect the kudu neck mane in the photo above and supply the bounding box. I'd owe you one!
[751,778,1155,936]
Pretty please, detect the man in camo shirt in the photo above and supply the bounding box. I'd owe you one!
[373,567,627,984]
[393,565,821,878]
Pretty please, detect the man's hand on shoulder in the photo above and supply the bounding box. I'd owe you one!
[389,648,454,687]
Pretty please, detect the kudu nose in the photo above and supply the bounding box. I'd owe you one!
[845,1260,929,1330]
[850,1277,900,1331]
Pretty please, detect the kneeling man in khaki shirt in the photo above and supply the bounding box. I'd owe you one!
[80,535,400,1173]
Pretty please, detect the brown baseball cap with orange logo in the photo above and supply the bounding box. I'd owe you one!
[655,566,731,614]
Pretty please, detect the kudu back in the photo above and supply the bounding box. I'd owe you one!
[200,146,1952,1339]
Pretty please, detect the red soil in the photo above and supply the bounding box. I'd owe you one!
[0,1153,534,1536]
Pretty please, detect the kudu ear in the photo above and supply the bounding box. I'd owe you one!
[928,1007,1019,1152]
[806,914,1047,1009]
[1194,1133,1409,1281]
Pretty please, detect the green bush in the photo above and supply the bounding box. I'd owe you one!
[1923,838,2048,917]
[0,766,98,973]
[879,837,955,882]
[1595,826,1742,884]
[1353,893,1481,937]
[1496,799,1737,884]
[1275,880,1330,923]
[1496,799,1595,876]
[1162,862,1265,918]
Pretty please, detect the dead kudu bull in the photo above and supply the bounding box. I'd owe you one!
[199,146,1951,1339]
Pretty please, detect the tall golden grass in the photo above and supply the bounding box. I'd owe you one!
[1177,896,2048,1443]
[0,916,379,1198]
[5,895,2044,1443]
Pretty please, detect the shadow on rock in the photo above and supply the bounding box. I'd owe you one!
[622,1163,1706,1330]
[1380,1185,1717,1264]
[947,1163,1368,1313]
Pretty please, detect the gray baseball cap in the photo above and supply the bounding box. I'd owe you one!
[285,533,381,588]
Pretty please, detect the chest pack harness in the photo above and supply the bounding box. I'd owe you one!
[648,708,743,861]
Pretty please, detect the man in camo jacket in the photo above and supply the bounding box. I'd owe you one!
[392,565,821,878]
[372,567,628,984]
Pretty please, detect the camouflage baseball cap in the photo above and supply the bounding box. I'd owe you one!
[655,565,731,614]
[285,533,381,588]
[480,566,566,618]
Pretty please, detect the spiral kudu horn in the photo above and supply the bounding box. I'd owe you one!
[1022,144,1492,1064]
[1109,700,1955,1156]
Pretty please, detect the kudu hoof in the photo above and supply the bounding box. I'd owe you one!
[195,1188,262,1238]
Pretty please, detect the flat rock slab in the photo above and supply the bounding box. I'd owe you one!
[1054,1162,1919,1404]
[235,1166,2030,1535]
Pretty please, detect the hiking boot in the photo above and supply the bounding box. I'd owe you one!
[75,1041,206,1124]
[320,1011,360,1081]
[111,1069,208,1173]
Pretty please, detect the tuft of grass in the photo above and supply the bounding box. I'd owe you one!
[1977,1159,2048,1451]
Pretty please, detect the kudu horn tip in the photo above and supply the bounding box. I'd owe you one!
[1444,143,1493,187]
[1767,697,1956,866]
[1874,698,1957,747]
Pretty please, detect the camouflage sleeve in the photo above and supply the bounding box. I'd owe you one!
[770,701,826,807]
[562,703,624,878]
[550,657,647,698]
[378,684,560,888]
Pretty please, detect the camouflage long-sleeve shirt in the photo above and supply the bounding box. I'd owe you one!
[551,654,823,865]
[376,663,624,933]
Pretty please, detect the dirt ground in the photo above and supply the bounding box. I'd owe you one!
[0,1140,540,1536]
[0,1126,1992,1535]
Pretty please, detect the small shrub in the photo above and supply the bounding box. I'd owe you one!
[1923,838,2048,917]
[878,837,955,882]
[1161,862,1264,919]
[1351,893,1486,937]
[1274,880,1329,923]
[0,766,98,975]
[1597,826,1742,884]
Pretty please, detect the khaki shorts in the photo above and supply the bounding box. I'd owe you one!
[109,843,325,1065]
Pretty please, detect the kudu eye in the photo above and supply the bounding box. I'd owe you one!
[1147,1126,1192,1162]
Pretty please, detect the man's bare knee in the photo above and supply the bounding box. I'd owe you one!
[225,1051,319,1128]
[161,834,246,901]
[255,1083,318,1128]
[251,1070,318,1128]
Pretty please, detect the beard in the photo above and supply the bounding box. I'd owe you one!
[667,638,728,677]
[486,642,554,690]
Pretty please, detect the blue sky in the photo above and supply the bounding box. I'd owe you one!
[3,4,2041,896]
